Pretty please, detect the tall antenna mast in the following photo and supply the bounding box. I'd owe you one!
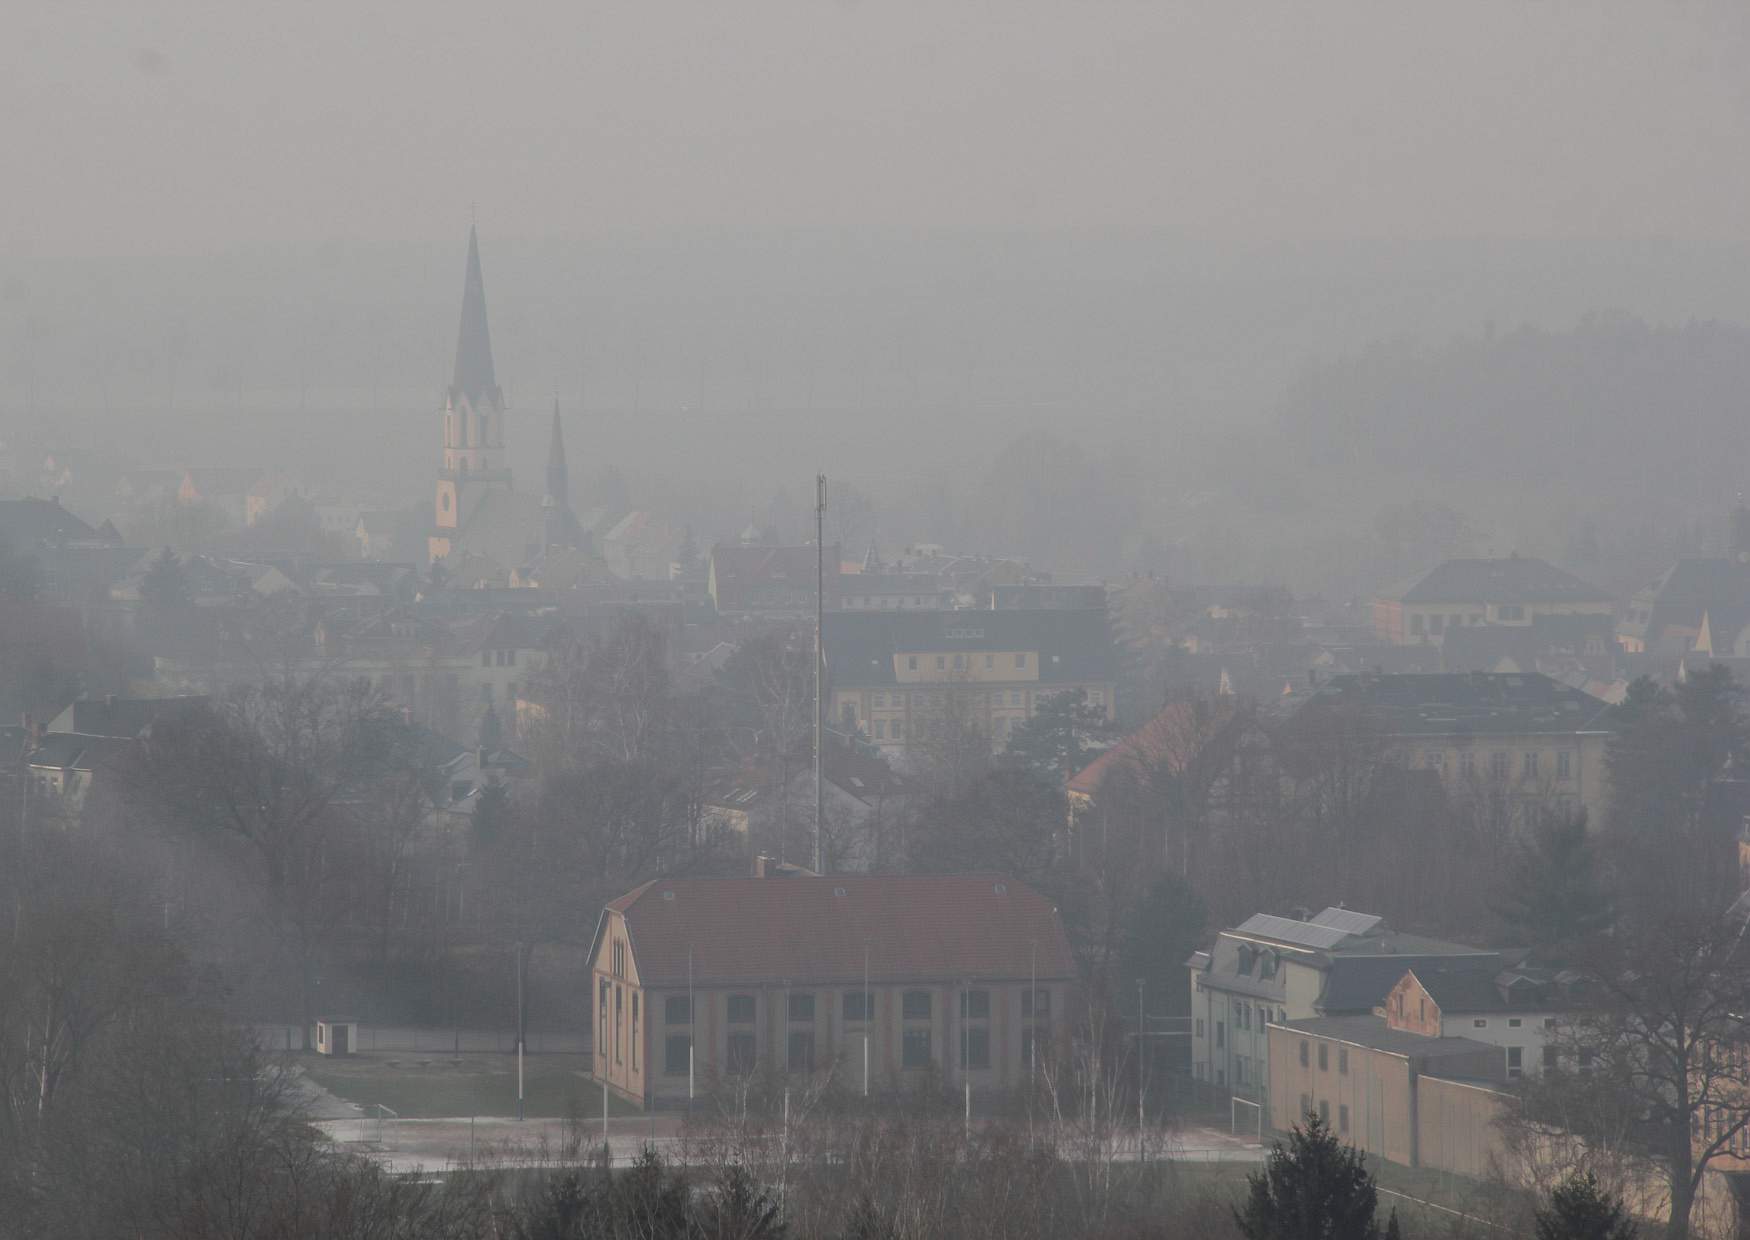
[815,472,826,875]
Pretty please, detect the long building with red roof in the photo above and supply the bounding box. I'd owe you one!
[588,871,1075,1108]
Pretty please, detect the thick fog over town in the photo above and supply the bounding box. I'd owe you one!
[8,3,1750,1238]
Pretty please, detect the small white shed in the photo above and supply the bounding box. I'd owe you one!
[315,1019,360,1056]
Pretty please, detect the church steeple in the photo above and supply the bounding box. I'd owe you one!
[430,225,513,566]
[451,224,499,407]
[546,398,570,512]
[542,398,582,553]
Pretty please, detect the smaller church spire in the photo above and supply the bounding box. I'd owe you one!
[545,397,570,512]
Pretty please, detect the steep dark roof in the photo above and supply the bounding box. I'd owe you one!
[450,225,500,408]
[823,608,1116,688]
[710,544,842,615]
[59,695,207,739]
[27,732,135,773]
[600,874,1075,989]
[1293,672,1613,737]
[0,498,99,546]
[1380,557,1610,605]
[1623,558,1749,647]
[545,399,569,508]
[1319,953,1503,1014]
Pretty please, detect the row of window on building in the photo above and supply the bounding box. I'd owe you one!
[1409,605,1525,635]
[1194,1001,1288,1049]
[1419,748,1574,780]
[905,652,1030,673]
[600,985,1051,1076]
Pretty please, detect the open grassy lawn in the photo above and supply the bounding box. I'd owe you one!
[303,1052,643,1120]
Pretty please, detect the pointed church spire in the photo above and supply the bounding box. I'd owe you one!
[546,398,569,511]
[451,225,499,406]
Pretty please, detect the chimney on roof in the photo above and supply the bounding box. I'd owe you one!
[754,854,772,879]
[1290,905,1311,921]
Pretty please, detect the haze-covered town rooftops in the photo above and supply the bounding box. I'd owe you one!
[1294,672,1613,736]
[597,873,1075,989]
[1378,556,1610,605]
[823,607,1116,688]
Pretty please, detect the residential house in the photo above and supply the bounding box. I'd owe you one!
[1288,672,1615,824]
[24,732,136,821]
[990,584,1108,611]
[1373,557,1612,647]
[708,543,842,620]
[1621,500,1750,656]
[832,571,955,613]
[177,468,266,526]
[1065,699,1279,867]
[588,872,1075,1109]
[1187,907,1503,1109]
[701,735,912,868]
[0,497,142,610]
[602,511,684,581]
[822,608,1117,755]
[1379,963,1573,1082]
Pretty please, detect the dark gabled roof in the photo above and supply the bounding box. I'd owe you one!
[27,732,135,773]
[450,225,500,408]
[1378,557,1610,606]
[1293,672,1614,737]
[599,874,1075,989]
[1319,952,1503,1014]
[709,544,842,613]
[1412,968,1515,1013]
[1623,558,1750,645]
[60,695,207,739]
[823,608,1117,688]
[1410,962,1567,1014]
[0,498,99,546]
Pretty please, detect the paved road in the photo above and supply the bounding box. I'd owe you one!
[315,1116,1267,1175]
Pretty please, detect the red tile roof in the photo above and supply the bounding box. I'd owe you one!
[1067,699,1237,797]
[601,874,1075,989]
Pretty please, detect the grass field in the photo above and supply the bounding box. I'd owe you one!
[303,1052,643,1120]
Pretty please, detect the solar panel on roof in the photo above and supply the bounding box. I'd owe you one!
[1312,908,1383,935]
[1232,913,1351,949]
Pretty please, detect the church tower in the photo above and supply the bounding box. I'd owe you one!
[430,226,513,564]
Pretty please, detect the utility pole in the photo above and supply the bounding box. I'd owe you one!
[814,472,826,875]
[515,941,525,1122]
[1137,977,1146,1141]
[687,946,695,1108]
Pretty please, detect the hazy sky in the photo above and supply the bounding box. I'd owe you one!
[9,1,1750,257]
